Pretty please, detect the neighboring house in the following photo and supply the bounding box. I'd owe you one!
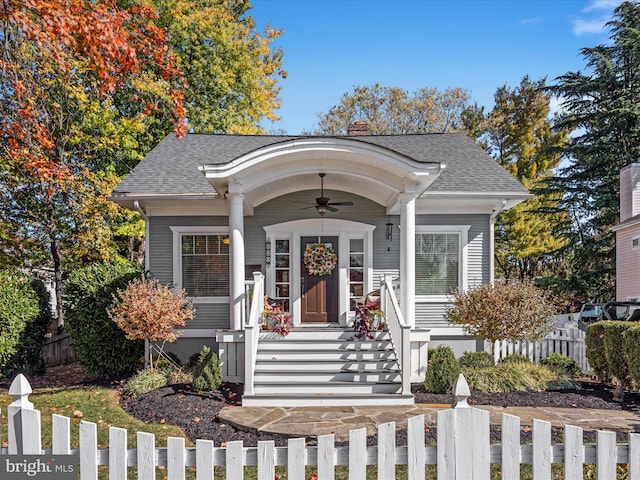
[110,124,529,406]
[614,163,640,302]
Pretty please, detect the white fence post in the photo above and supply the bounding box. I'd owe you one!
[80,421,98,480]
[407,415,426,480]
[7,374,41,455]
[437,374,490,479]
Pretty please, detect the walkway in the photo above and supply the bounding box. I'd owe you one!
[219,403,640,442]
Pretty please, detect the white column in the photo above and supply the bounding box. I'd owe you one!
[400,193,416,328]
[228,189,245,330]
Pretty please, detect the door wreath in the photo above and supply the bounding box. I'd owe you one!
[303,243,337,276]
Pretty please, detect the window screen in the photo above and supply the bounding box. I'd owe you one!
[415,233,459,295]
[181,234,229,297]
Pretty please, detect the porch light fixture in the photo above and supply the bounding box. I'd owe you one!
[265,240,271,264]
[316,205,328,216]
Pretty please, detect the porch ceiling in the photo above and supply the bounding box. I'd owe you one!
[199,138,443,211]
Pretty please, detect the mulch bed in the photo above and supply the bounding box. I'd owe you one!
[119,380,640,447]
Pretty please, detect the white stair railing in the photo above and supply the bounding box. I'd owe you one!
[243,271,264,397]
[380,273,411,395]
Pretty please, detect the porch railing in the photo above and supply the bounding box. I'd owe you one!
[380,273,411,395]
[243,271,264,397]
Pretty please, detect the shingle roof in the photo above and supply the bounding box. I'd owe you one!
[113,132,528,195]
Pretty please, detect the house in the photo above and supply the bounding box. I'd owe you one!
[110,125,529,406]
[613,163,640,302]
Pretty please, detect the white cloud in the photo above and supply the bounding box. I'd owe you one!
[520,17,543,25]
[582,0,621,13]
[571,0,620,37]
[572,17,609,36]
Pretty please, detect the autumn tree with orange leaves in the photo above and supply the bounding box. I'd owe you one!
[0,0,187,325]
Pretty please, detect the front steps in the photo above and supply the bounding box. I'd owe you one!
[242,328,414,406]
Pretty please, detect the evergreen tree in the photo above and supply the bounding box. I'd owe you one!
[544,1,640,301]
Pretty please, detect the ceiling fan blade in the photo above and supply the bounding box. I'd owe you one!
[326,205,339,213]
[327,201,354,206]
[300,205,316,210]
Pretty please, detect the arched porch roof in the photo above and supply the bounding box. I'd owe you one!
[200,137,443,213]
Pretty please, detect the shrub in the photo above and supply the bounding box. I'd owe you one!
[458,351,494,368]
[123,368,168,397]
[65,262,144,378]
[191,346,222,392]
[5,278,53,376]
[0,270,39,377]
[499,354,532,365]
[602,321,634,388]
[108,277,194,368]
[445,280,556,355]
[624,325,640,388]
[424,345,460,394]
[461,363,555,393]
[540,353,582,379]
[585,322,610,382]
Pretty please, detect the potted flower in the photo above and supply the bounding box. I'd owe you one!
[352,306,386,340]
[262,296,293,336]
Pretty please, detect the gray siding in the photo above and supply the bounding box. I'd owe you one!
[148,215,229,329]
[146,206,491,331]
[414,214,490,328]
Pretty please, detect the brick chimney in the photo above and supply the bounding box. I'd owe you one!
[347,121,369,136]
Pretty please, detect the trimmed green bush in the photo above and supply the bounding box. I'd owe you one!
[7,278,53,376]
[585,322,610,382]
[0,270,39,377]
[624,325,640,388]
[602,321,634,388]
[123,368,168,397]
[458,351,494,368]
[65,262,144,378]
[424,345,460,394]
[191,346,222,392]
[540,353,582,379]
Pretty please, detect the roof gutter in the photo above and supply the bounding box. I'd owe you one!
[133,200,148,221]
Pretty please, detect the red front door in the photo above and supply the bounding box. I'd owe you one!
[300,236,339,323]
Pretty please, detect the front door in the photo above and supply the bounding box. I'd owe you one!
[301,236,339,323]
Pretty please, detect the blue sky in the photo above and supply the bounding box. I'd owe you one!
[250,0,622,134]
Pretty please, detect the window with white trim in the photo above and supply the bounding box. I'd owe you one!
[415,225,469,297]
[171,227,229,300]
[633,236,640,249]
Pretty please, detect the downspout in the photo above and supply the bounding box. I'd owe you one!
[489,200,506,286]
[134,200,151,367]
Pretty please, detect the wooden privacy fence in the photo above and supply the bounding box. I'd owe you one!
[3,374,639,479]
[42,331,77,367]
[494,326,590,372]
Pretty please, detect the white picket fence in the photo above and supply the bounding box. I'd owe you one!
[494,326,591,372]
[4,373,640,479]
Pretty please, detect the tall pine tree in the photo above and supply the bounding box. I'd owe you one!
[544,1,640,301]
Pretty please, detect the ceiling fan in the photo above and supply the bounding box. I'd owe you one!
[298,173,354,216]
